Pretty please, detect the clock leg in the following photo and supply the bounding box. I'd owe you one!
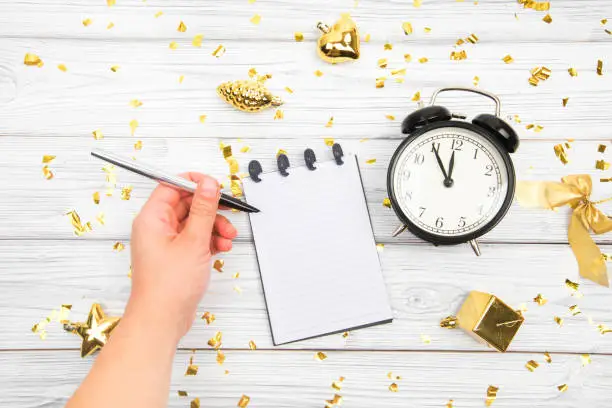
[392,224,408,237]
[469,239,482,256]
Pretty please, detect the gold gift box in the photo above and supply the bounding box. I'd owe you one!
[456,291,524,352]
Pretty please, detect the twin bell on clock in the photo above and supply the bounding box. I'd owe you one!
[387,87,520,256]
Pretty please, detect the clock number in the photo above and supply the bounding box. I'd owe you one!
[435,217,444,228]
[405,191,413,201]
[484,164,493,176]
[418,207,426,217]
[473,148,478,159]
[414,153,425,165]
[430,142,441,153]
[458,217,467,228]
[487,186,496,197]
[451,139,463,151]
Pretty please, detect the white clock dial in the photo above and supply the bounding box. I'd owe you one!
[390,126,510,238]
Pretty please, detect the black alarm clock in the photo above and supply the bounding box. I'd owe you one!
[387,87,519,256]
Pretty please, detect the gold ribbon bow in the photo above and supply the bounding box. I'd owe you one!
[516,175,612,287]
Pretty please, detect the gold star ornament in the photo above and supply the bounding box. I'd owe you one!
[64,303,121,357]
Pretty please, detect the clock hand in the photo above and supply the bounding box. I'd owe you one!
[432,143,449,183]
[445,150,455,187]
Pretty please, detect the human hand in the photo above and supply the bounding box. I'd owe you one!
[127,173,237,343]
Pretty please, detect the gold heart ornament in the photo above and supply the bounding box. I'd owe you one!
[316,14,360,63]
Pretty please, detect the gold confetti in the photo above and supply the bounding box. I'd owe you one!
[213,259,224,272]
[121,186,133,200]
[557,384,568,392]
[249,340,257,350]
[110,65,120,72]
[82,18,92,27]
[234,285,243,294]
[325,117,334,128]
[178,390,188,397]
[322,138,335,147]
[177,21,187,32]
[384,43,393,50]
[420,334,431,344]
[196,115,207,124]
[201,312,215,324]
[599,144,607,153]
[250,14,261,25]
[466,33,479,43]
[525,360,539,372]
[562,97,569,107]
[129,99,143,108]
[294,32,304,42]
[554,144,569,165]
[366,158,376,165]
[565,278,580,292]
[485,385,499,407]
[598,324,611,334]
[554,316,564,327]
[24,53,43,67]
[57,64,67,72]
[192,34,204,47]
[386,114,395,121]
[364,33,371,42]
[247,68,258,78]
[402,22,413,35]
[284,86,294,93]
[314,70,324,77]
[190,398,200,408]
[134,140,143,151]
[169,41,178,50]
[603,19,608,25]
[446,400,454,408]
[130,120,138,136]
[544,352,552,363]
[216,350,225,365]
[274,109,284,120]
[185,362,199,376]
[568,67,578,77]
[404,54,412,63]
[376,78,386,88]
[388,383,399,392]
[502,55,514,64]
[154,11,163,18]
[597,60,603,76]
[383,198,392,208]
[596,159,610,170]
[240,145,251,153]
[96,212,105,225]
[568,304,581,316]
[391,68,406,76]
[450,50,467,60]
[533,293,547,306]
[342,331,349,338]
[238,395,250,407]
[456,38,465,46]
[92,191,100,205]
[208,331,223,349]
[179,75,185,83]
[331,377,344,391]
[314,351,328,361]
[412,91,421,101]
[212,45,226,58]
[473,76,480,86]
[413,0,422,6]
[376,243,384,252]
[531,65,551,81]
[42,166,54,180]
[42,155,56,164]
[113,242,125,252]
[418,57,428,64]
[233,272,240,279]
[377,58,388,68]
[579,353,592,366]
[543,14,552,23]
[440,315,458,329]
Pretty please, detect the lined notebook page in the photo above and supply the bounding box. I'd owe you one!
[242,155,393,345]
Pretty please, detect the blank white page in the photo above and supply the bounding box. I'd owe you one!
[242,155,393,345]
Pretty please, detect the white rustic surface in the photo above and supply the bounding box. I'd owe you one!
[1,0,611,407]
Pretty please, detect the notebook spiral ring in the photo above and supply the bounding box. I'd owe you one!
[248,143,344,182]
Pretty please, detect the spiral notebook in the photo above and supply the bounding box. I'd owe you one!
[242,146,393,345]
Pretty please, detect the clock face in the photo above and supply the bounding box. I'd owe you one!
[389,124,512,241]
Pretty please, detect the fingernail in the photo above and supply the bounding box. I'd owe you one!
[199,178,219,199]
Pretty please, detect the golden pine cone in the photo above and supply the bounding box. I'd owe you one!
[217,80,283,112]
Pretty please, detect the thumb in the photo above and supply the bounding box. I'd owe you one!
[181,176,220,248]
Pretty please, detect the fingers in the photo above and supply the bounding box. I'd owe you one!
[180,175,220,249]
[211,235,233,254]
[214,214,238,239]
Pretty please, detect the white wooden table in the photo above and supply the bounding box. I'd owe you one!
[1,0,612,406]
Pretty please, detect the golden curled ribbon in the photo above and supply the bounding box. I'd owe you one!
[516,175,612,287]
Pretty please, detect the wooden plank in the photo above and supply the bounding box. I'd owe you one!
[0,349,608,407]
[0,38,610,141]
[0,137,610,243]
[5,240,611,352]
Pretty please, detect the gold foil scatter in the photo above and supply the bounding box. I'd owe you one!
[412,91,421,101]
[294,32,304,42]
[424,27,432,33]
[238,395,251,407]
[473,76,480,86]
[598,144,607,153]
[197,115,206,124]
[107,0,116,5]
[420,334,431,344]
[598,324,611,334]
[191,34,204,47]
[384,43,393,50]
[177,21,187,32]
[212,45,226,58]
[234,285,243,294]
[456,38,465,46]
[201,312,215,324]
[250,14,261,25]
[134,140,143,151]
[249,340,257,350]
[376,78,386,88]
[57,64,67,72]
[331,377,344,391]
[325,117,335,128]
[418,57,428,64]
[580,353,591,365]
[93,192,100,205]
[107,22,114,30]
[113,242,125,252]
[185,362,199,376]
[386,114,395,121]
[42,155,56,164]
[24,53,43,67]
[130,99,143,108]
[213,259,224,273]
[342,331,350,338]
[529,66,551,86]
[568,68,578,77]
[314,70,324,77]
[502,55,514,64]
[553,144,569,165]
[377,58,388,68]
[247,68,258,78]
[365,158,376,165]
[389,383,399,392]
[130,120,138,136]
[414,0,422,6]
[525,360,539,372]
[154,11,163,18]
[544,352,552,363]
[565,278,579,292]
[533,293,547,306]
[83,18,92,27]
[274,109,284,120]
[376,243,384,252]
[446,400,454,408]
[543,14,552,23]
[169,42,178,50]
[121,185,133,200]
[557,384,568,392]
[595,159,610,170]
[110,65,120,72]
[554,316,564,327]
[179,75,185,83]
[391,68,406,76]
[597,60,603,76]
[208,331,223,349]
[314,351,328,361]
[563,97,569,107]
[96,212,105,225]
[485,385,499,406]
[284,86,293,93]
[404,54,412,62]
[67,210,87,236]
[402,22,413,35]
[467,33,479,43]
[450,50,467,60]
[216,350,226,365]
[383,198,391,208]
[440,315,458,329]
[569,304,581,316]
[240,146,251,153]
[190,398,200,408]
[364,33,371,42]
